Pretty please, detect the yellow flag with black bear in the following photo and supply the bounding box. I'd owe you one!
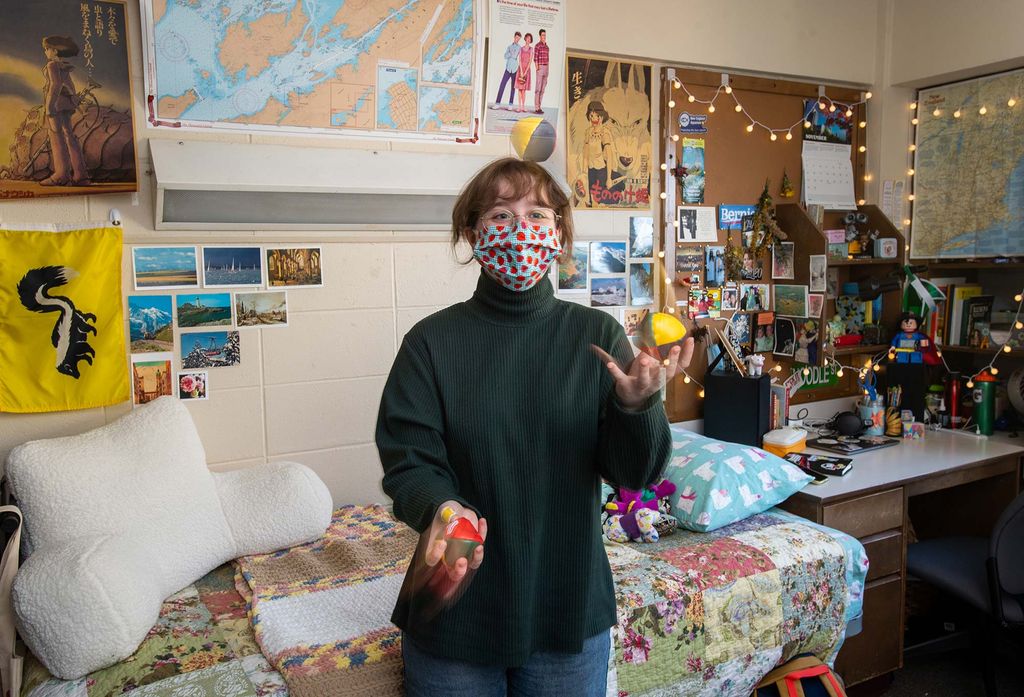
[0,226,128,412]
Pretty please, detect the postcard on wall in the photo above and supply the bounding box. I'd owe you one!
[628,263,654,306]
[773,317,796,357]
[680,137,705,204]
[485,0,565,135]
[704,245,725,288]
[675,245,703,274]
[566,54,651,210]
[688,287,712,319]
[809,254,827,292]
[623,308,646,336]
[201,246,263,287]
[590,277,626,307]
[771,242,795,280]
[180,330,240,369]
[826,267,840,298]
[132,246,199,291]
[558,242,589,292]
[753,318,775,353]
[721,284,739,311]
[0,0,138,201]
[177,371,208,401]
[739,283,769,312]
[677,206,717,242]
[127,295,173,353]
[730,311,752,347]
[793,318,820,365]
[266,247,323,288]
[590,241,627,273]
[235,290,288,327]
[176,292,233,329]
[740,248,764,280]
[774,284,810,317]
[628,216,654,258]
[808,293,825,318]
[131,352,173,407]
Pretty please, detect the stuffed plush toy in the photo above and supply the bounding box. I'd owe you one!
[6,397,333,679]
[602,480,678,543]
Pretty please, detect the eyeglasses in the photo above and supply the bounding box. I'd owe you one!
[482,207,560,225]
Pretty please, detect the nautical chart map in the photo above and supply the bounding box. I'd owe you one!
[144,0,478,139]
[911,69,1024,258]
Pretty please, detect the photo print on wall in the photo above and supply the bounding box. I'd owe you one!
[558,242,589,292]
[629,216,654,258]
[590,241,627,273]
[127,295,173,353]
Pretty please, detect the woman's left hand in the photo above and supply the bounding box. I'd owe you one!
[592,338,695,410]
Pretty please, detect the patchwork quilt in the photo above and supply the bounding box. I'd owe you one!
[21,565,286,697]
[606,509,867,696]
[21,506,866,697]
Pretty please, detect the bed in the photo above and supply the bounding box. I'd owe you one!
[19,505,866,697]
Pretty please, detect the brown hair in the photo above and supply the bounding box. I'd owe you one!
[43,36,79,58]
[451,157,574,263]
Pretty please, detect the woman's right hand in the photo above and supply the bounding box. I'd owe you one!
[422,500,486,590]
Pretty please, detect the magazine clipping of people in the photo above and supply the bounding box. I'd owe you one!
[484,0,564,135]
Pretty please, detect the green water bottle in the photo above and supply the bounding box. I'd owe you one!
[972,370,998,435]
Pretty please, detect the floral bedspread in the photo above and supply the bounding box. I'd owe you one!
[21,565,287,697]
[606,508,867,697]
[20,507,865,697]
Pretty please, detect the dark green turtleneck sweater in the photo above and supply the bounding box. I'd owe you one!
[376,271,671,666]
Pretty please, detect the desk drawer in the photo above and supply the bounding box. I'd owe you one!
[835,575,903,685]
[862,530,902,581]
[823,488,903,538]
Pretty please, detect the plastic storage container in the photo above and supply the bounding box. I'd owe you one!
[762,427,807,458]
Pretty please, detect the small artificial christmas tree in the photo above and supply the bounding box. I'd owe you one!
[723,179,788,280]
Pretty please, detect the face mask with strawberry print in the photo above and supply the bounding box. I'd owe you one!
[472,220,562,292]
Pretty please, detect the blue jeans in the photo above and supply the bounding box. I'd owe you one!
[496,70,517,104]
[402,630,610,697]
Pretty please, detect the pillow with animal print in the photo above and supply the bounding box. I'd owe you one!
[663,425,812,532]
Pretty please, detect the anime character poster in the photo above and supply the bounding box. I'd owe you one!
[566,54,651,210]
[484,0,564,135]
[0,1,137,200]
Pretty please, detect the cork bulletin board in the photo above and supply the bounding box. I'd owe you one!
[657,67,869,423]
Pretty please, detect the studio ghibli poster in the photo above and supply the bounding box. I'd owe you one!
[566,54,651,210]
[0,0,137,200]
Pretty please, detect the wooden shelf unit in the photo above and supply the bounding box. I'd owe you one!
[773,203,906,403]
[919,259,1024,376]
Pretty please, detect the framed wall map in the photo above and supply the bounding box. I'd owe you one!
[910,67,1024,258]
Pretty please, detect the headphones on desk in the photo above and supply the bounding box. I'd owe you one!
[826,411,870,437]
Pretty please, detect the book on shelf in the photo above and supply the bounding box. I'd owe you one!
[945,284,984,345]
[961,295,994,348]
[769,383,788,430]
[926,277,966,346]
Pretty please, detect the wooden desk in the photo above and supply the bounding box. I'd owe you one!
[779,429,1024,687]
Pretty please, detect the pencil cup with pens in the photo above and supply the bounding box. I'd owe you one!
[857,369,885,436]
[884,386,904,437]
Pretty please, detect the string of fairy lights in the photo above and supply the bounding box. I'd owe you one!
[656,72,1024,407]
[665,73,872,143]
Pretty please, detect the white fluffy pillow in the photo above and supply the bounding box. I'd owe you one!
[5,397,333,679]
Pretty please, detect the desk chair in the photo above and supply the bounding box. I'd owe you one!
[906,491,1024,696]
